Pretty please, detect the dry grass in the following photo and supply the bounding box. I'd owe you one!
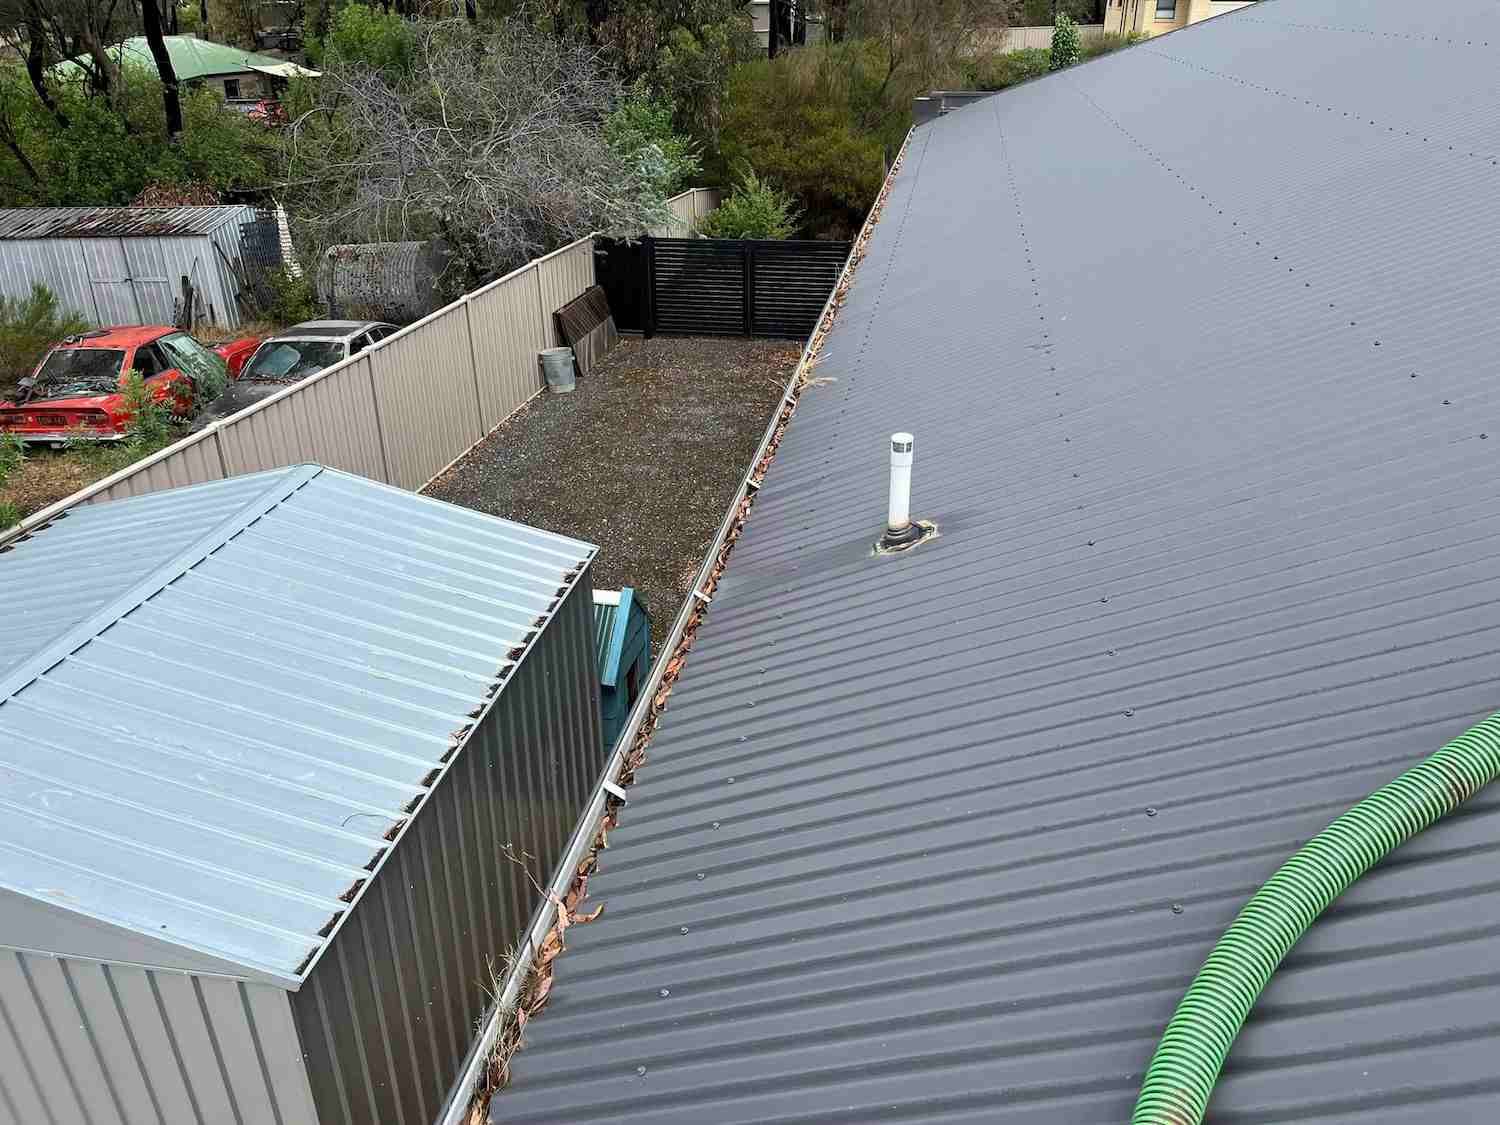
[460,127,917,1125]
[0,436,176,532]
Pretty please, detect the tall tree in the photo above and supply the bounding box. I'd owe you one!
[21,3,69,126]
[139,0,183,138]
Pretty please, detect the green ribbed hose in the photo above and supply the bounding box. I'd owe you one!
[1133,711,1500,1125]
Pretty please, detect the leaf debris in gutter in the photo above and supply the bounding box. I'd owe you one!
[460,132,916,1125]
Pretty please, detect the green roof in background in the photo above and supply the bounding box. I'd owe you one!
[54,35,318,83]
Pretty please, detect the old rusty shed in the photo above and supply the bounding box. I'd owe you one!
[0,464,603,1124]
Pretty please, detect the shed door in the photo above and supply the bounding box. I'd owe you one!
[122,239,176,324]
[85,239,142,325]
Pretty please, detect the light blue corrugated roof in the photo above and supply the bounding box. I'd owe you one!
[0,469,288,680]
[0,465,595,986]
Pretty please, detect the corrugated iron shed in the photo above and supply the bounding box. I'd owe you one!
[0,464,594,986]
[0,205,251,240]
[497,2,1500,1122]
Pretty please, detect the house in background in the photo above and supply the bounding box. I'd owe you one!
[593,588,653,753]
[748,0,824,52]
[1106,0,1259,36]
[54,35,318,110]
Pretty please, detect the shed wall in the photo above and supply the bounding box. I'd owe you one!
[0,951,316,1125]
[0,208,254,330]
[290,574,604,1125]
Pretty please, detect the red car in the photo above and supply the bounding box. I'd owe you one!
[0,326,258,447]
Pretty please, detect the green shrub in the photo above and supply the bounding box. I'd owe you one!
[0,432,25,533]
[698,166,800,240]
[306,3,416,76]
[119,371,175,448]
[0,68,277,208]
[1082,31,1146,59]
[717,45,892,239]
[0,285,89,394]
[607,82,703,200]
[264,268,322,325]
[1050,13,1082,71]
[966,47,1052,91]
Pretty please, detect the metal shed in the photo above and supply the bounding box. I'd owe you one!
[0,205,262,329]
[0,464,604,1125]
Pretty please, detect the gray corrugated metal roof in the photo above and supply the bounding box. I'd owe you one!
[0,205,248,239]
[497,2,1500,1121]
[0,465,595,987]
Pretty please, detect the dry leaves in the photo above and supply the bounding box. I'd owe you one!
[464,128,915,1125]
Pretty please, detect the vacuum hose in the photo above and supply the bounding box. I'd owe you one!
[1132,712,1500,1124]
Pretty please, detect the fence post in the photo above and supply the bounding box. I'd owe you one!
[533,262,551,349]
[460,294,486,435]
[365,356,395,485]
[210,424,229,479]
[643,237,657,339]
[742,242,755,336]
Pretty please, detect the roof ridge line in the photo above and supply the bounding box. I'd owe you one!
[0,464,322,707]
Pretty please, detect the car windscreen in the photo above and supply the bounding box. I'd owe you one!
[243,340,345,380]
[157,333,229,401]
[31,348,126,400]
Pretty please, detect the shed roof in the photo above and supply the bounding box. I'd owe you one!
[0,465,594,988]
[498,2,1500,1122]
[53,35,319,83]
[0,205,251,240]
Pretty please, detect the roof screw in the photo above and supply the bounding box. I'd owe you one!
[1146,807,1157,817]
[738,736,747,743]
[1124,709,1135,717]
[1100,596,1109,604]
[1107,649,1117,656]
[696,872,705,880]
[636,1066,648,1077]
[680,926,690,934]
[1087,540,1096,547]
[1443,399,1451,405]
[710,821,720,830]
[727,777,735,784]
[1171,903,1184,915]
[659,988,671,998]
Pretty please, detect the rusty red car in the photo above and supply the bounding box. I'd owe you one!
[0,326,257,447]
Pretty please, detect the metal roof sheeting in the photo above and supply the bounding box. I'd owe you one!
[0,465,594,987]
[498,2,1500,1121]
[0,205,251,240]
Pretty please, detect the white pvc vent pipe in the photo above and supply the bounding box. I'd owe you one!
[888,432,914,532]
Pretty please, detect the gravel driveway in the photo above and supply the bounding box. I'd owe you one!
[425,335,800,647]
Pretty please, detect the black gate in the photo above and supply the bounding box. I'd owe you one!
[596,237,850,340]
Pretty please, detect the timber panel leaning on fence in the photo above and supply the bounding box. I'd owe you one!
[0,236,602,544]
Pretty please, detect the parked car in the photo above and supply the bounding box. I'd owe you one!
[239,320,399,382]
[0,327,258,447]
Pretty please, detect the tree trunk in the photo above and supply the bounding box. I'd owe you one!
[141,0,185,140]
[24,9,69,127]
[77,28,119,101]
[768,0,780,57]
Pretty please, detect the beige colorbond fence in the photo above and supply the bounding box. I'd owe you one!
[975,23,1107,51]
[653,188,722,238]
[1,235,601,543]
